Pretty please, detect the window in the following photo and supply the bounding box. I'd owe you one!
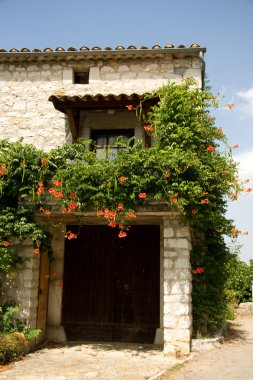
[74,72,89,84]
[91,129,134,159]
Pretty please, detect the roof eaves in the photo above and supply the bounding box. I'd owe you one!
[0,45,206,63]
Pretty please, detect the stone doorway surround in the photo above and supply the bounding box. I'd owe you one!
[0,209,192,355]
[46,210,192,354]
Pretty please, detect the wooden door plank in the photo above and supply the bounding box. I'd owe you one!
[36,252,49,345]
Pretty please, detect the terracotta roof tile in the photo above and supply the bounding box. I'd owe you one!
[49,80,169,102]
[0,43,206,63]
[1,43,204,53]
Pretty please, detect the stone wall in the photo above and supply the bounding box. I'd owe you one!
[0,54,197,353]
[0,56,202,150]
[236,302,253,315]
[0,238,39,329]
[162,218,192,354]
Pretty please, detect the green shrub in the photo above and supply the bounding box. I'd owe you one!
[0,304,41,365]
[225,252,253,305]
[0,303,40,339]
[0,333,24,365]
[0,79,243,337]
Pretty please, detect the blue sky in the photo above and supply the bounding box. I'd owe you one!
[0,0,252,262]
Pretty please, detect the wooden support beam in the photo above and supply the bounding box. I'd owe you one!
[66,109,79,141]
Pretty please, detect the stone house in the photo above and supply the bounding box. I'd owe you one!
[0,43,206,354]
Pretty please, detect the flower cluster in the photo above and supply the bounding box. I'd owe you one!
[44,272,63,287]
[0,164,6,175]
[119,176,128,183]
[97,206,131,238]
[41,158,47,166]
[144,125,153,133]
[65,230,77,240]
[36,182,44,195]
[192,267,205,274]
[230,228,248,238]
[227,102,235,109]
[207,145,215,152]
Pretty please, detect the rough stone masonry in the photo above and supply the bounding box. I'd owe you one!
[0,45,204,354]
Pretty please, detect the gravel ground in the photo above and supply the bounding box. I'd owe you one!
[160,316,253,380]
[0,316,252,380]
[0,342,179,380]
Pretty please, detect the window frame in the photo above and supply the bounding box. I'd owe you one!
[90,129,134,159]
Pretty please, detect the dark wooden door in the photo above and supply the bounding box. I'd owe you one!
[62,225,160,343]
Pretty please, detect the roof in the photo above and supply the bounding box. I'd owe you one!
[0,43,206,63]
[48,80,161,112]
[49,80,167,99]
[49,81,166,112]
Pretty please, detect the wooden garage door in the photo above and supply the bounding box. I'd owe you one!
[62,225,160,343]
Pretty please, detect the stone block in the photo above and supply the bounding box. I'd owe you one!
[13,102,27,111]
[164,341,190,355]
[178,317,192,329]
[89,67,101,80]
[171,281,192,295]
[163,315,178,328]
[172,328,191,342]
[103,73,121,80]
[145,64,159,72]
[23,281,33,289]
[100,66,114,74]
[164,294,190,304]
[62,69,73,83]
[176,226,190,238]
[27,65,39,72]
[163,271,177,280]
[163,227,175,238]
[137,72,153,79]
[164,258,174,269]
[163,280,171,295]
[23,271,33,281]
[184,68,201,79]
[121,72,137,79]
[177,249,191,257]
[178,271,192,281]
[164,238,175,248]
[174,303,190,316]
[164,250,177,258]
[164,238,191,250]
[130,64,142,71]
[46,326,67,343]
[154,328,164,345]
[118,64,130,72]
[174,258,191,269]
[192,58,202,69]
[51,64,62,71]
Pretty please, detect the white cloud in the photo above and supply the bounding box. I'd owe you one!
[234,149,253,190]
[236,85,253,118]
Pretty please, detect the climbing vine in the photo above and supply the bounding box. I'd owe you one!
[0,79,248,333]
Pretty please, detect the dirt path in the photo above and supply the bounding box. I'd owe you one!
[0,316,252,379]
[161,316,253,380]
[0,342,180,380]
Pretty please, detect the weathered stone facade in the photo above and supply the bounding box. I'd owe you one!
[0,50,203,150]
[0,238,39,329]
[0,45,205,354]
